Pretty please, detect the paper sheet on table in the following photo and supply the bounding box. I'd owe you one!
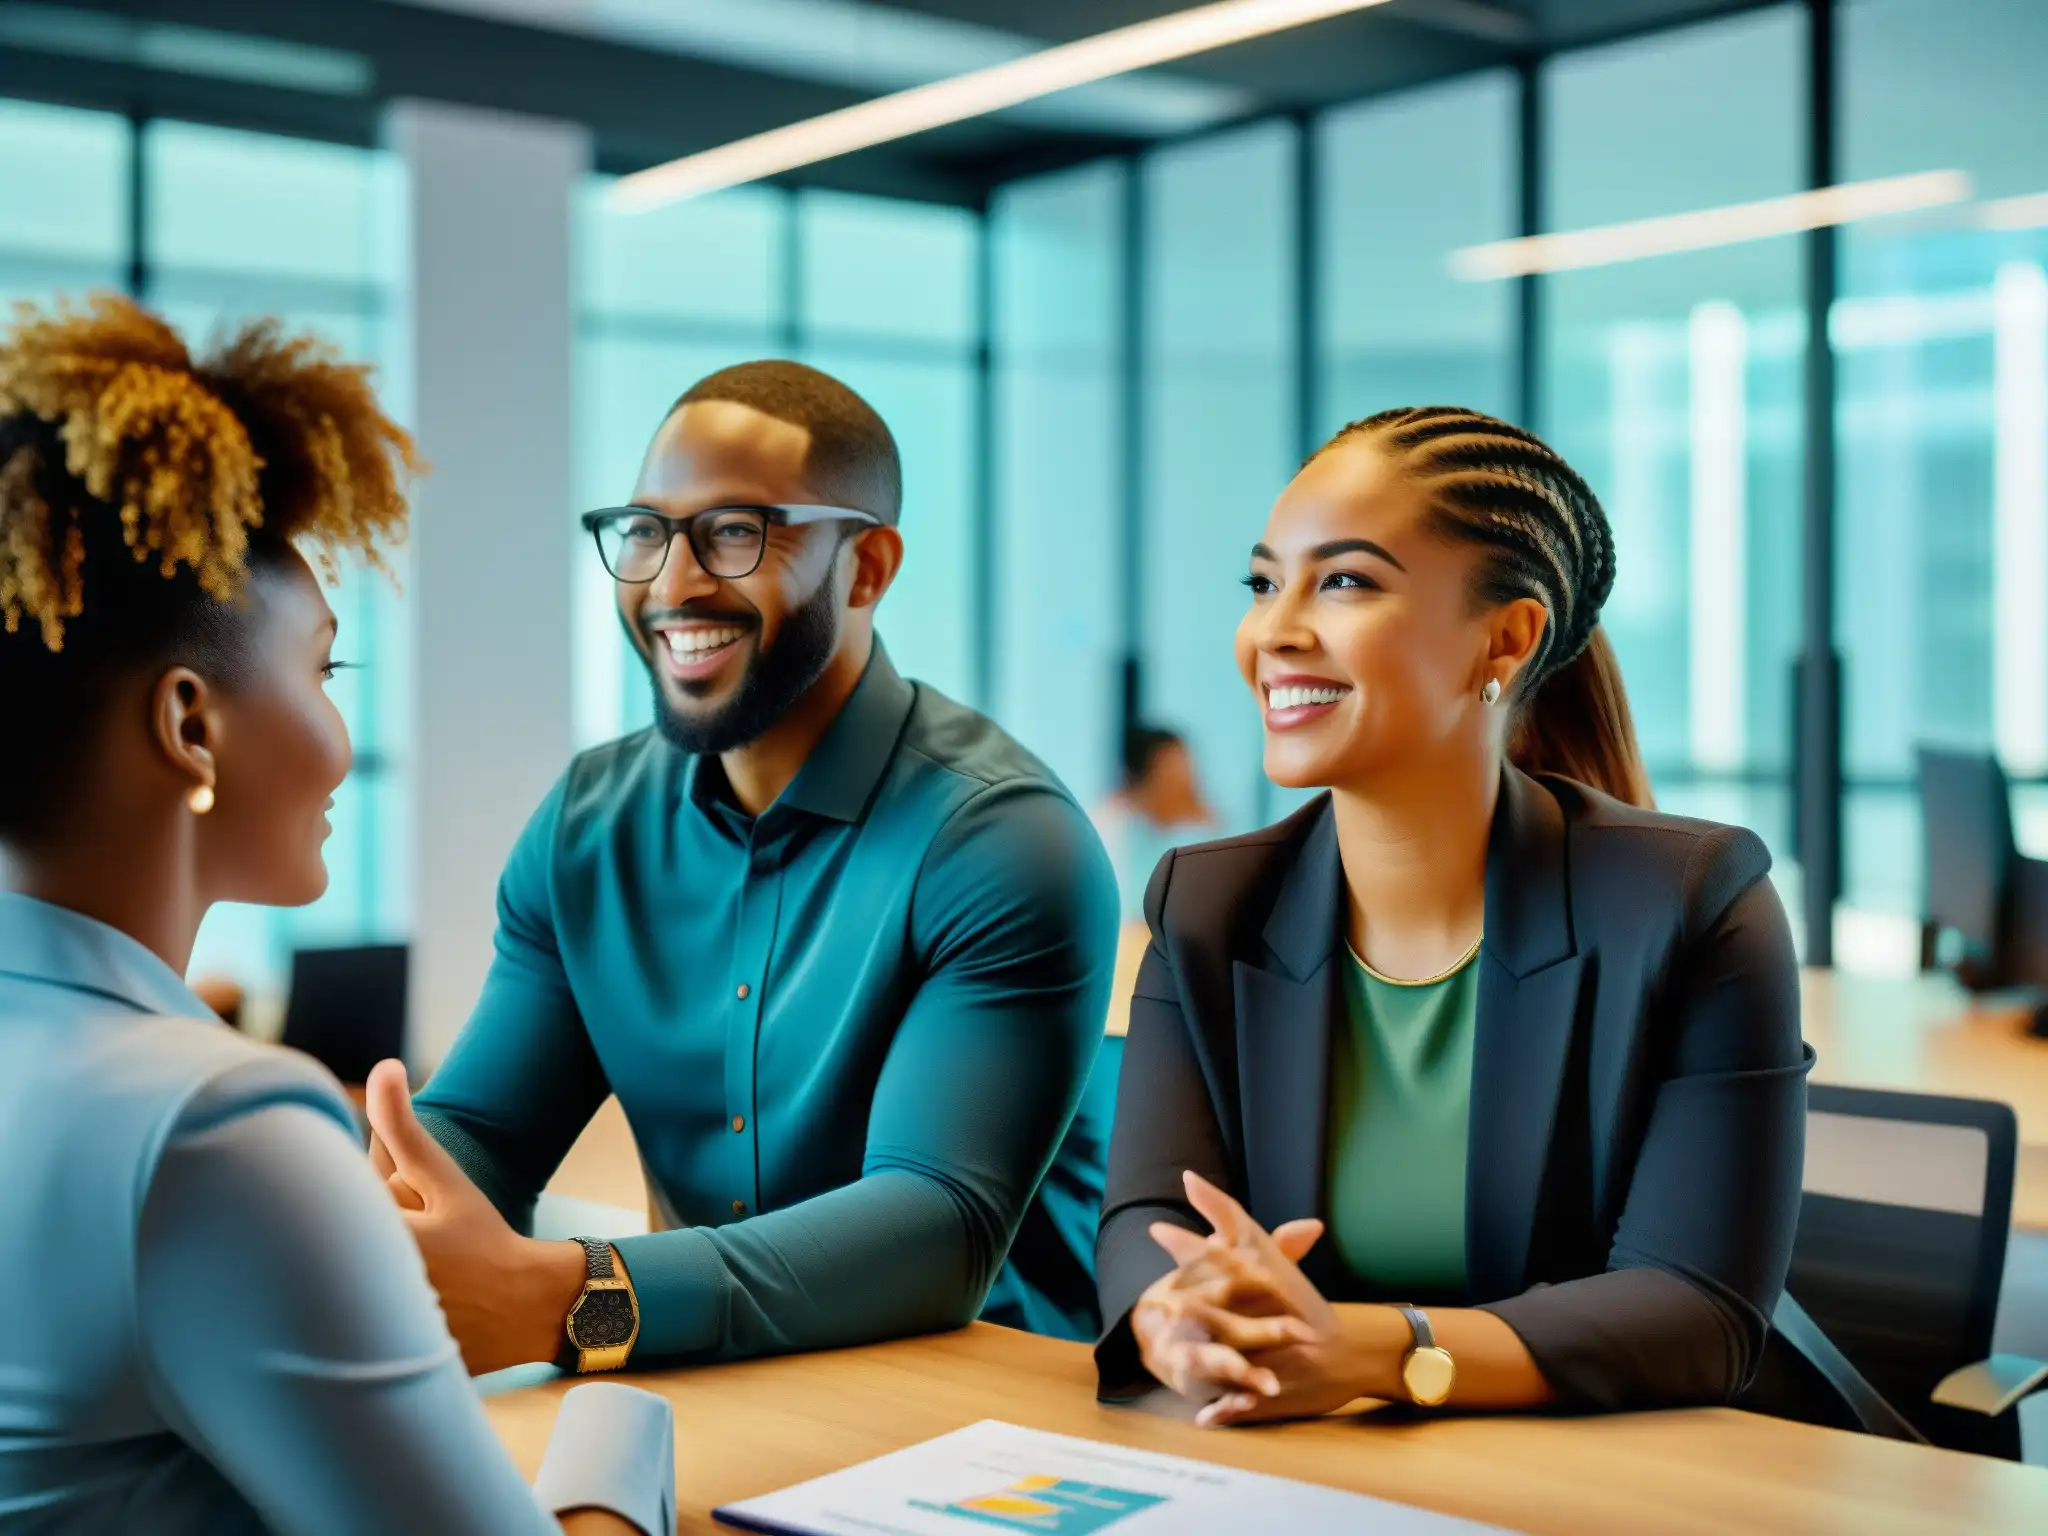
[713,1418,1520,1535]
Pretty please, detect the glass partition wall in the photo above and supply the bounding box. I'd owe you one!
[0,104,407,1000]
[992,0,2048,966]
[1837,0,2048,924]
[1538,7,1806,882]
[12,0,2046,976]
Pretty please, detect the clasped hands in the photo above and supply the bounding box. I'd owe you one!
[1134,1171,1388,1429]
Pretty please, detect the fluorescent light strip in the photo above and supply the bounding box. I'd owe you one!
[1983,191,2048,232]
[0,2,371,94]
[1449,170,1972,281]
[393,0,1250,135]
[611,0,1393,211]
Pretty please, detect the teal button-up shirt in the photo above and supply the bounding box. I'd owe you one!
[416,648,1120,1361]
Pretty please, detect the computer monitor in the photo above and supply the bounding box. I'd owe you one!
[279,943,408,1087]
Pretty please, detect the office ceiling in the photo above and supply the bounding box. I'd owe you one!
[0,0,1788,204]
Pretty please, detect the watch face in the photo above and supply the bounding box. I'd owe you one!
[1403,1345,1456,1407]
[570,1288,637,1349]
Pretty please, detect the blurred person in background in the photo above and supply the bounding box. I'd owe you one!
[1092,725,1217,923]
[369,359,1120,1369]
[1097,406,1816,1431]
[0,296,672,1535]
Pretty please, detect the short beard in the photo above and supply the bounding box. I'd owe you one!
[646,571,842,756]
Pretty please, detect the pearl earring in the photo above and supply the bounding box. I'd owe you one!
[187,784,216,816]
[1481,677,1503,706]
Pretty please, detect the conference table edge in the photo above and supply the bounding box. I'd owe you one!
[482,1322,2048,1535]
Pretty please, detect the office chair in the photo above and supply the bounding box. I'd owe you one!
[278,943,408,1088]
[1917,746,2048,1035]
[1781,1084,2047,1459]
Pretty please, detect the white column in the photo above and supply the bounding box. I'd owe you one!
[1687,300,1749,774]
[386,100,589,1069]
[1994,260,2048,775]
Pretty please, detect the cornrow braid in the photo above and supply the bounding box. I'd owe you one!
[1314,405,1616,691]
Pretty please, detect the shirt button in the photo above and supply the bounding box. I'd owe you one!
[731,1115,745,1134]
[736,983,750,1000]
[732,1199,747,1217]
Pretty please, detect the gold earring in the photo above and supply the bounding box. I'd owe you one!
[187,784,216,816]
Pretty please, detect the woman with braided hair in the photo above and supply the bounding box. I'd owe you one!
[0,296,674,1534]
[1096,406,1811,1425]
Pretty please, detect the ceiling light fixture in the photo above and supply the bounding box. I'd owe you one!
[392,0,1252,137]
[1449,169,1973,281]
[610,0,1395,212]
[1981,191,2048,232]
[0,2,371,94]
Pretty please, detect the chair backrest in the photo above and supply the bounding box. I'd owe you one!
[279,943,408,1087]
[1917,745,2016,952]
[1793,1083,2017,1457]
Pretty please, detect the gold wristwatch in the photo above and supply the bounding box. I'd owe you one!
[559,1237,639,1373]
[1394,1303,1455,1407]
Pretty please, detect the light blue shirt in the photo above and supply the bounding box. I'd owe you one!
[0,893,673,1535]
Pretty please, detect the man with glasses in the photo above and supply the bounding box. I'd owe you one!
[366,361,1119,1379]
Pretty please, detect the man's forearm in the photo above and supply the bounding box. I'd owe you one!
[416,1106,544,1235]
[615,1167,996,1364]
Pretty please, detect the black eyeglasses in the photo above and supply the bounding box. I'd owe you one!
[580,503,883,583]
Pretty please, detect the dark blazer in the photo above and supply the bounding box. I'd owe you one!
[1096,769,1814,1410]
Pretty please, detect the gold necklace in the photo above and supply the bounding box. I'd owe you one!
[1348,935,1482,988]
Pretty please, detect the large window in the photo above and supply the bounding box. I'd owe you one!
[989,160,1127,807]
[0,98,126,305]
[1305,71,1517,829]
[1141,119,1299,835]
[0,100,404,1005]
[1838,0,2048,917]
[147,123,407,998]
[572,181,983,751]
[1539,7,1806,894]
[1315,71,1518,437]
[573,181,785,749]
[798,191,981,708]
[14,0,2047,989]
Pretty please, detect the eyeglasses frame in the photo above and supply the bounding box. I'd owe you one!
[579,502,885,583]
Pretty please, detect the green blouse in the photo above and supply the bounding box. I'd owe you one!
[1324,942,1479,1296]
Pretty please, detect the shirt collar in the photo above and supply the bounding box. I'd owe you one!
[0,891,219,1022]
[682,642,917,830]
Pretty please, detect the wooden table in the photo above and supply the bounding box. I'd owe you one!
[485,1323,2048,1535]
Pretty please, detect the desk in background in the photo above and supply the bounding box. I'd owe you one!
[1803,968,2048,1229]
[485,1323,2048,1535]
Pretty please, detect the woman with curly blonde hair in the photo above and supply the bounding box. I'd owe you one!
[0,296,674,1535]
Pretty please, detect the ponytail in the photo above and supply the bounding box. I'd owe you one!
[1508,626,1653,808]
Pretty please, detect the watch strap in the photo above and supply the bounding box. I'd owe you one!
[1392,1302,1455,1408]
[1394,1302,1436,1350]
[577,1235,615,1281]
[560,1238,637,1375]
